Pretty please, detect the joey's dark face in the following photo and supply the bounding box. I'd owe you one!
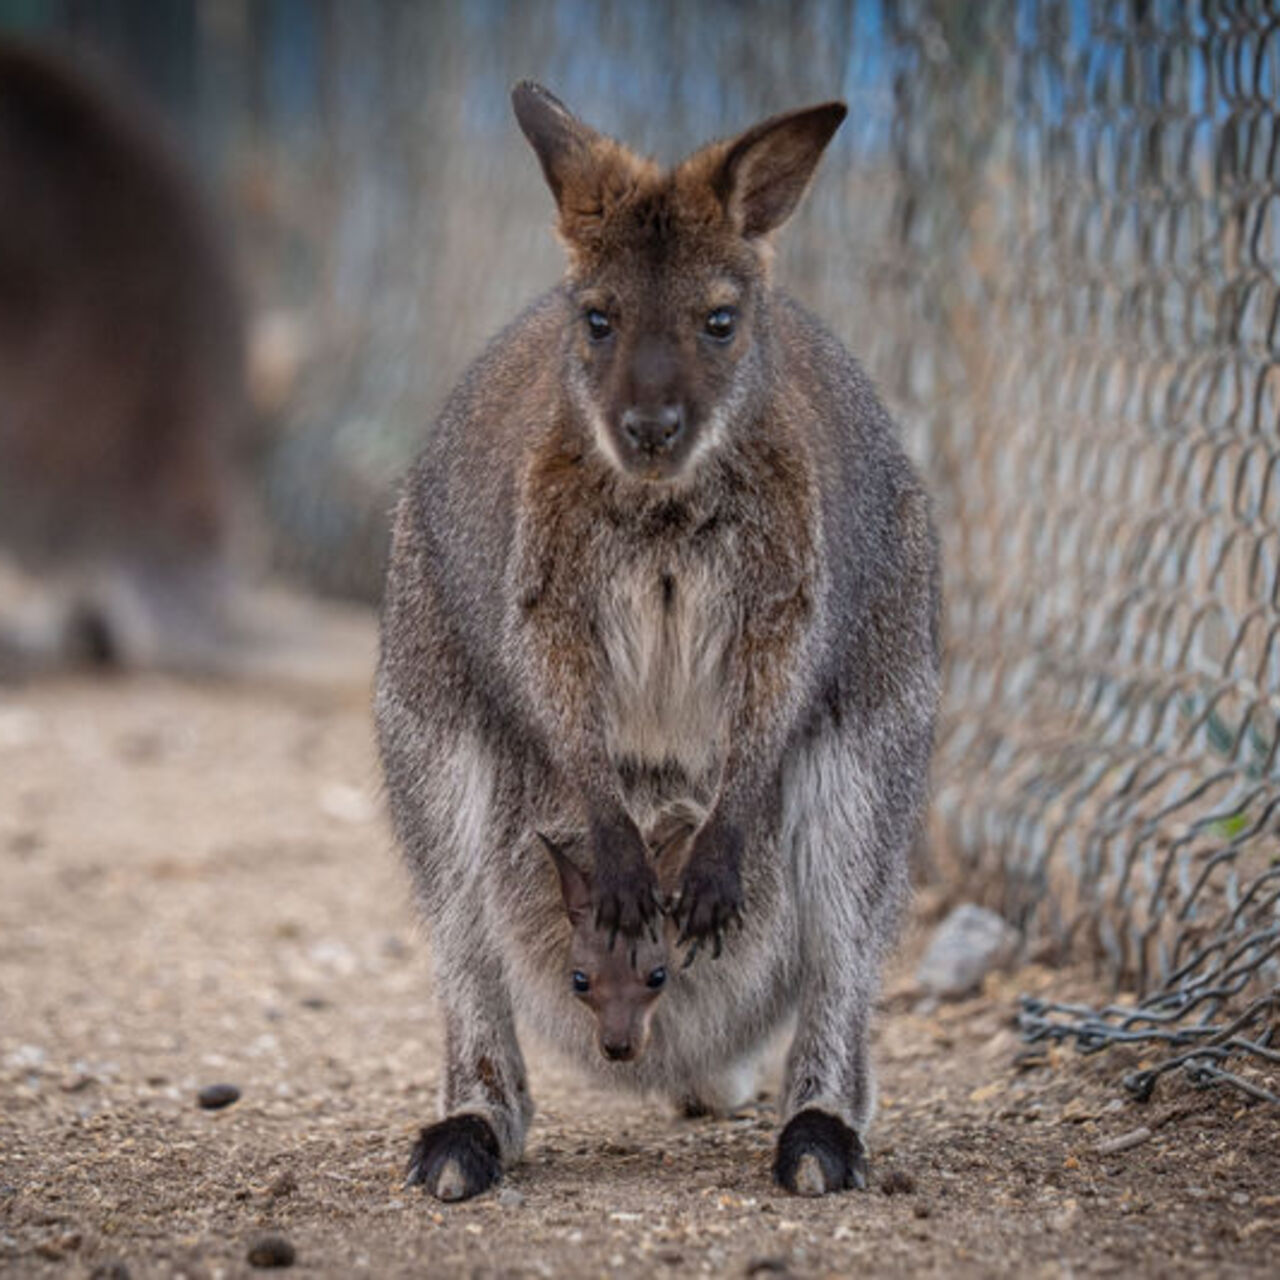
[566,242,764,483]
[568,924,670,1063]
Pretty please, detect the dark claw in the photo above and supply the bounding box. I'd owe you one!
[589,825,662,943]
[681,937,702,970]
[671,820,744,956]
[676,910,694,948]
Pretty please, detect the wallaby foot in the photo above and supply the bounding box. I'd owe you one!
[674,819,744,961]
[590,816,662,941]
[407,1114,502,1202]
[773,1109,868,1196]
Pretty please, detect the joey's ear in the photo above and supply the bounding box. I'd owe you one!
[512,81,601,206]
[649,815,698,902]
[712,101,847,239]
[537,832,592,925]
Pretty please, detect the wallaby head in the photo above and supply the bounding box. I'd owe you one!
[512,82,846,484]
[538,826,692,1064]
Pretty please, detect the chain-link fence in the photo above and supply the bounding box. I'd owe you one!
[893,0,1280,1107]
[9,0,1277,1104]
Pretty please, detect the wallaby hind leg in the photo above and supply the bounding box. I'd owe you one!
[774,993,874,1196]
[408,896,533,1202]
[772,729,911,1197]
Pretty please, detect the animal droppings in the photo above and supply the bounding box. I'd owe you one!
[197,1083,241,1110]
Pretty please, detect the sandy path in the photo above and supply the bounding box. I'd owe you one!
[1,668,1277,1278]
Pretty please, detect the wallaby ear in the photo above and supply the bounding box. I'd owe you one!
[649,811,699,903]
[512,81,602,207]
[512,81,654,251]
[537,832,592,925]
[713,101,848,240]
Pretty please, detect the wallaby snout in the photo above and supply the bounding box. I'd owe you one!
[620,405,684,458]
[601,1036,636,1062]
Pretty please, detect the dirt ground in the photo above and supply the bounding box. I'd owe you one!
[2,650,1278,1279]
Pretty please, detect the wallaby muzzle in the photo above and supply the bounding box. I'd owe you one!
[620,405,685,458]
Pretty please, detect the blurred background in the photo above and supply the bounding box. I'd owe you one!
[1,0,1276,1100]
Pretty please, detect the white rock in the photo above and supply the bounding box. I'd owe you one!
[916,903,1020,998]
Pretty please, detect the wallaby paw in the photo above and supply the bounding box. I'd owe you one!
[773,1109,868,1196]
[406,1114,502,1202]
[591,823,662,943]
[674,823,744,963]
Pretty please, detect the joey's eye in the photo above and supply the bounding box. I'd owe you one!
[646,967,667,990]
[704,307,736,341]
[585,309,612,341]
[572,970,590,995]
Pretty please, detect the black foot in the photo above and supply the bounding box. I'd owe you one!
[590,817,662,943]
[773,1109,868,1196]
[407,1114,502,1202]
[674,821,744,963]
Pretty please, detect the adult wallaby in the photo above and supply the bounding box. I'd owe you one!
[376,83,940,1201]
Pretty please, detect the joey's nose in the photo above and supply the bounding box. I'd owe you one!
[621,405,684,456]
[601,1038,635,1062]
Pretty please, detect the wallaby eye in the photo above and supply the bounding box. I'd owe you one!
[585,309,613,342]
[646,966,667,990]
[704,307,736,341]
[571,970,591,995]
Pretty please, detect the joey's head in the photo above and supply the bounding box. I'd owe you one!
[539,833,681,1064]
[512,82,846,484]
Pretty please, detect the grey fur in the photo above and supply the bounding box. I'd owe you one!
[375,88,940,1193]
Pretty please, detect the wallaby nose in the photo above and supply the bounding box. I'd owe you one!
[621,405,684,456]
[601,1038,635,1062]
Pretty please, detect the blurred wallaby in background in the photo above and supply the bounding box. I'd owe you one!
[376,83,940,1202]
[0,40,251,674]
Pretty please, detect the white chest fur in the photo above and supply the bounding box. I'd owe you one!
[599,559,735,781]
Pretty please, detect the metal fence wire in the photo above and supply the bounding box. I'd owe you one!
[32,0,1279,1103]
[884,0,1280,1106]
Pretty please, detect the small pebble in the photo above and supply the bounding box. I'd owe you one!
[916,903,1020,998]
[497,1186,525,1208]
[198,1083,241,1110]
[247,1234,296,1268]
[267,1171,298,1199]
[912,1200,932,1219]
